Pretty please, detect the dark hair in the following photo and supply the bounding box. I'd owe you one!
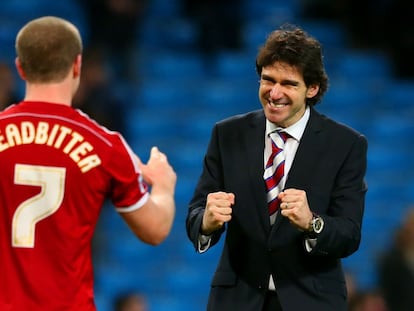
[255,24,328,106]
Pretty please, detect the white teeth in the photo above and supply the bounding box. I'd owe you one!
[269,102,286,108]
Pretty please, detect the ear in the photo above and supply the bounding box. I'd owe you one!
[306,84,319,98]
[15,57,27,80]
[73,54,82,78]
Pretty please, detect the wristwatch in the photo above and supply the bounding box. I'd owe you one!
[308,214,324,235]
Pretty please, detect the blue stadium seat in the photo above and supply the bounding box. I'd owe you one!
[137,52,206,81]
[213,51,258,81]
[334,50,392,84]
[378,80,414,113]
[242,1,299,23]
[300,20,347,50]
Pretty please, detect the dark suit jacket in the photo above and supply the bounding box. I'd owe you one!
[186,107,368,311]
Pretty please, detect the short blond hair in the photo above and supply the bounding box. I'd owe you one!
[15,16,82,83]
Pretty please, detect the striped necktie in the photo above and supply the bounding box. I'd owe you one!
[264,131,289,216]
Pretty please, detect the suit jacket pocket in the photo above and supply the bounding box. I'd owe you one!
[314,277,347,298]
[211,270,238,287]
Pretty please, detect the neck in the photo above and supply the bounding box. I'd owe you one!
[23,81,74,106]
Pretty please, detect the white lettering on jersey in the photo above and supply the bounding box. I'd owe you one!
[0,121,101,173]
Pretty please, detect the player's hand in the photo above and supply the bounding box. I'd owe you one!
[139,146,176,193]
[201,192,235,235]
[279,188,313,230]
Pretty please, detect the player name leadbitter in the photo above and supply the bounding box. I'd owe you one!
[0,121,101,173]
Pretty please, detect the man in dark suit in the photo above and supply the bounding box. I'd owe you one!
[186,24,368,311]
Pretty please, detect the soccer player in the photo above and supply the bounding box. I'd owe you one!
[0,16,176,310]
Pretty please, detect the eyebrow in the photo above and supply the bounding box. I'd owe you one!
[260,73,274,81]
[261,74,300,86]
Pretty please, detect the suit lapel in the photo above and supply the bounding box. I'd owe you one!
[286,108,325,189]
[243,111,273,234]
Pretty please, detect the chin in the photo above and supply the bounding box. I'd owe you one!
[264,110,284,124]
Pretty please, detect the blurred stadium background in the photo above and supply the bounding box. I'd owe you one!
[1,0,413,310]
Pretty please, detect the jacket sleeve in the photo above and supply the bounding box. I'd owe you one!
[309,133,368,258]
[186,124,226,251]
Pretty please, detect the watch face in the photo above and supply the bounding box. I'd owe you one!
[314,220,322,230]
[313,217,324,233]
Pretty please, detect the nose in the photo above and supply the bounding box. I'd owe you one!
[269,84,283,99]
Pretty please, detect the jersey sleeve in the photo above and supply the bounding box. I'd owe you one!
[107,135,149,212]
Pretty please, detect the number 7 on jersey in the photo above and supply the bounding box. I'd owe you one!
[13,164,66,248]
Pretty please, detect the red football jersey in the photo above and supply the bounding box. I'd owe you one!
[0,101,149,310]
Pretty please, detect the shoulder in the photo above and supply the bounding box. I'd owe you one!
[309,109,368,158]
[69,108,131,153]
[312,108,366,143]
[216,109,264,128]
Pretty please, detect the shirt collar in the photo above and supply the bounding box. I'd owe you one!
[265,106,310,142]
